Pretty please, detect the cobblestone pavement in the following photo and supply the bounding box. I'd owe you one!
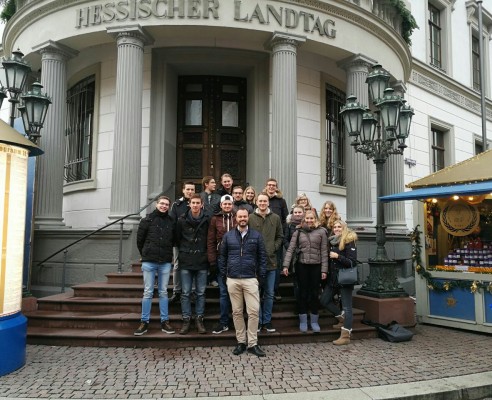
[1,324,491,399]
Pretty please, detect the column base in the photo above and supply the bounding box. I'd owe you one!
[353,294,416,326]
[34,217,66,229]
[0,313,27,376]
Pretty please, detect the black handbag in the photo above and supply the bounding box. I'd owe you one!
[378,323,414,343]
[362,320,414,343]
[337,260,358,285]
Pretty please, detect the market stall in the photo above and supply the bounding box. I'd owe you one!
[381,150,492,333]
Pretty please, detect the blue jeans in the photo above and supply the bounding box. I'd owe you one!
[259,269,276,325]
[321,284,353,329]
[218,274,231,326]
[180,269,207,319]
[141,262,172,322]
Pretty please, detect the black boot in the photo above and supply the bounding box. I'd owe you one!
[180,317,191,335]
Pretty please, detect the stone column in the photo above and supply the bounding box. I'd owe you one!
[107,26,153,222]
[265,32,305,205]
[383,80,407,230]
[33,41,78,228]
[337,54,376,228]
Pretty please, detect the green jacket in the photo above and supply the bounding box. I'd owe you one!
[248,209,283,270]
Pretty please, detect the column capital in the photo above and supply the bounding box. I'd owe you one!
[32,40,78,61]
[107,24,154,48]
[337,53,377,73]
[265,31,306,52]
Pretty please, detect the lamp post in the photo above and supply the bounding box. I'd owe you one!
[2,49,32,128]
[340,64,414,298]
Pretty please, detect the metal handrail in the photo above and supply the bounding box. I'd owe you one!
[37,182,175,273]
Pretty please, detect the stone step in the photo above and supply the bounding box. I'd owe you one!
[27,324,377,348]
[72,280,296,299]
[26,309,367,330]
[27,273,374,349]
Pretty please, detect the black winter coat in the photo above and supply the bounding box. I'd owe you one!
[268,195,289,224]
[137,209,175,263]
[169,197,190,221]
[328,238,357,288]
[218,228,267,280]
[176,210,210,270]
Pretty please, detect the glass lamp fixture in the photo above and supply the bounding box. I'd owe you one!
[19,82,52,144]
[2,49,31,102]
[340,95,365,146]
[378,88,403,141]
[396,101,414,149]
[366,64,390,104]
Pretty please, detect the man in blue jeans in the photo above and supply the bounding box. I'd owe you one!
[248,193,283,333]
[207,194,235,334]
[176,194,210,334]
[134,195,176,336]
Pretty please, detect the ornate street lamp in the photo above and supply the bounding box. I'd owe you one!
[340,64,414,298]
[18,82,52,144]
[2,49,32,127]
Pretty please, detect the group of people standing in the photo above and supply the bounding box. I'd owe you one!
[134,174,358,357]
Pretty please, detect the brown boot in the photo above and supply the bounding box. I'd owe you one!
[333,327,351,345]
[196,315,206,334]
[333,314,344,329]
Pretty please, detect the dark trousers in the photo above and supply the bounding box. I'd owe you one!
[297,263,321,315]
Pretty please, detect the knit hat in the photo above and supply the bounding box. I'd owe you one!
[220,194,233,203]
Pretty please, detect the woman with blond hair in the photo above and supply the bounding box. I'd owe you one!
[290,193,317,220]
[319,200,340,236]
[322,220,358,345]
[283,210,328,333]
[243,186,257,210]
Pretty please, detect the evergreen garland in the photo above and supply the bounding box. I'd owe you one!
[388,0,419,45]
[411,225,492,294]
[0,0,16,23]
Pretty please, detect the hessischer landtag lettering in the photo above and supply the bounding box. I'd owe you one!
[75,0,336,38]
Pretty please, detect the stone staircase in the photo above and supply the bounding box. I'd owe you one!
[25,265,377,348]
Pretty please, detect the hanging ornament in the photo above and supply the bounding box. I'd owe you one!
[487,282,492,295]
[470,281,479,294]
[443,281,451,291]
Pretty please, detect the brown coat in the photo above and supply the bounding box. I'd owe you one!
[283,226,329,273]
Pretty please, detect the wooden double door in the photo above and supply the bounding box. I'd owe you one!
[176,76,247,196]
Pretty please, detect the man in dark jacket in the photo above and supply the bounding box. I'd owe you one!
[176,194,210,334]
[134,195,175,336]
[216,173,233,196]
[169,181,195,304]
[248,193,283,333]
[199,175,221,216]
[218,208,267,357]
[264,178,289,301]
[207,194,235,334]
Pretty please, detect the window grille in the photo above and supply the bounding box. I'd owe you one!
[325,84,346,186]
[65,75,95,183]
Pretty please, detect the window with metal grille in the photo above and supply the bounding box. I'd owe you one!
[472,35,481,91]
[429,3,442,68]
[65,75,95,183]
[431,128,445,172]
[325,84,345,186]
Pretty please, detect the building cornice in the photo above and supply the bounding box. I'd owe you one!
[410,58,492,121]
[3,0,412,80]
